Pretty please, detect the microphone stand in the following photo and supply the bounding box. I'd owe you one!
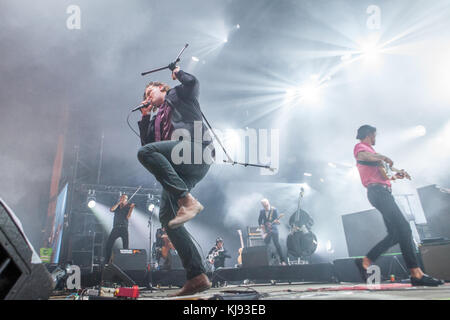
[141,44,189,76]
[146,210,160,292]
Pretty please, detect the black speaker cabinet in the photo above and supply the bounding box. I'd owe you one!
[242,246,271,268]
[333,254,409,283]
[0,198,53,300]
[111,249,147,286]
[342,209,401,257]
[102,263,135,287]
[112,249,147,270]
[417,185,450,239]
[419,241,450,281]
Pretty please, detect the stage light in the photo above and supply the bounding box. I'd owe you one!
[146,194,159,213]
[223,38,228,43]
[320,178,325,183]
[236,24,240,29]
[358,33,384,66]
[304,172,312,177]
[87,190,96,209]
[415,125,427,137]
[299,84,321,103]
[87,200,96,209]
[361,42,381,58]
[191,56,199,62]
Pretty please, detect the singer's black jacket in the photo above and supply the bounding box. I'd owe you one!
[138,70,211,146]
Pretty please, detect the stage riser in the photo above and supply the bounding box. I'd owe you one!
[212,264,336,283]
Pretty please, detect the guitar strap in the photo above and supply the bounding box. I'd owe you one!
[357,160,380,167]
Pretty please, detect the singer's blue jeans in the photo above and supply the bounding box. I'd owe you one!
[137,140,212,280]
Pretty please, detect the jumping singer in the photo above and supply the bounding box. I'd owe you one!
[137,63,214,296]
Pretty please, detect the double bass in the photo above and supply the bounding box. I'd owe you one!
[161,232,174,259]
[286,188,317,258]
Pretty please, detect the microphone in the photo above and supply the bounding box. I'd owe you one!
[131,101,151,112]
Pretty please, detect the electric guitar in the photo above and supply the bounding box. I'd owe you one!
[237,229,244,265]
[207,247,224,265]
[261,214,285,239]
[379,161,411,181]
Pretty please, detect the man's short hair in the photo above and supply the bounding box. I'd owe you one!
[143,81,171,99]
[356,125,376,140]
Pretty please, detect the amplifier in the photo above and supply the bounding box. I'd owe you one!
[110,249,148,286]
[112,249,147,270]
[419,241,450,281]
[242,246,272,268]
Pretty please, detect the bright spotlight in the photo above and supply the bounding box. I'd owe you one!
[361,42,381,58]
[191,56,199,62]
[359,34,383,65]
[304,172,312,177]
[223,38,228,43]
[236,24,240,29]
[87,200,96,209]
[146,194,159,213]
[415,125,427,137]
[86,190,96,208]
[300,84,321,103]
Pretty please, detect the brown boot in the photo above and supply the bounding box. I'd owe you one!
[168,193,204,229]
[168,273,211,297]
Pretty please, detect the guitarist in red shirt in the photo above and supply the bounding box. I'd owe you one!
[354,125,443,286]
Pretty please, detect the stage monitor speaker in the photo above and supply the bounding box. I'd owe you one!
[102,263,135,287]
[242,246,271,268]
[419,240,450,281]
[0,198,53,300]
[417,185,450,239]
[342,209,400,257]
[333,254,409,283]
[112,249,147,270]
[111,249,147,286]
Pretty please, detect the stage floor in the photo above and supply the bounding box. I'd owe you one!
[132,281,450,300]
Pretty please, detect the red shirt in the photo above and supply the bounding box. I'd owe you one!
[354,142,391,188]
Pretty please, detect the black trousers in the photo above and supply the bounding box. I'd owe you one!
[264,231,286,263]
[104,226,129,264]
[366,184,419,269]
[138,140,212,280]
